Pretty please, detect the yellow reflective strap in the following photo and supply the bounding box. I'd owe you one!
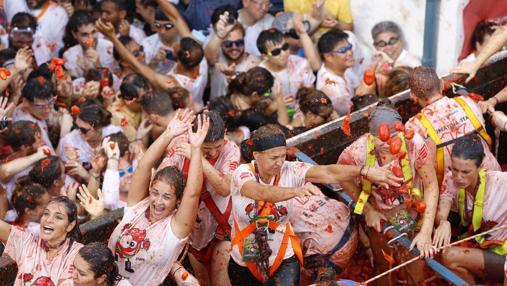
[417,113,445,185]
[458,169,486,232]
[410,187,422,198]
[399,133,412,188]
[491,240,507,255]
[354,135,376,215]
[454,97,492,146]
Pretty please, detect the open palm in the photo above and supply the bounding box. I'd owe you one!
[188,114,210,148]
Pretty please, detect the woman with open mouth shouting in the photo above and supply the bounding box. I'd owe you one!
[0,196,83,285]
[107,108,208,286]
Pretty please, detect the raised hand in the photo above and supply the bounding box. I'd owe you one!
[188,114,210,148]
[216,11,236,39]
[66,161,90,181]
[0,96,15,119]
[312,0,325,21]
[14,47,33,71]
[95,18,116,39]
[291,13,307,36]
[102,137,120,160]
[165,108,194,138]
[77,185,105,218]
[215,62,237,77]
[36,145,52,158]
[174,142,191,159]
[118,19,130,37]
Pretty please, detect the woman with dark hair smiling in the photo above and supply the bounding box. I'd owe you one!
[0,196,83,285]
[107,109,209,285]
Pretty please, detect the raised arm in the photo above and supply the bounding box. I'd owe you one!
[127,109,194,206]
[95,19,176,90]
[305,163,402,187]
[0,47,33,94]
[203,12,235,66]
[172,114,208,239]
[0,146,50,182]
[156,0,192,38]
[293,14,321,72]
[452,24,507,82]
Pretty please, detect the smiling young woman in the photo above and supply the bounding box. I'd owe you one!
[0,196,83,285]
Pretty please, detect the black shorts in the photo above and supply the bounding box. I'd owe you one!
[483,250,507,282]
[228,256,300,286]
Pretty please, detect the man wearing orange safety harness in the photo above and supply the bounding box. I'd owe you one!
[405,66,500,186]
[228,124,402,286]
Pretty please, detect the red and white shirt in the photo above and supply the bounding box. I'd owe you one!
[5,226,82,286]
[168,59,209,109]
[108,198,187,286]
[405,95,501,174]
[230,160,312,267]
[316,65,359,116]
[159,139,240,250]
[63,39,120,78]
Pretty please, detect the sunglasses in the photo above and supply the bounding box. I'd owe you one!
[267,43,289,57]
[330,43,353,55]
[73,122,91,135]
[374,37,399,48]
[223,39,244,48]
[132,45,144,57]
[154,22,174,30]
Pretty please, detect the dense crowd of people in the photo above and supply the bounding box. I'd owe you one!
[0,0,506,286]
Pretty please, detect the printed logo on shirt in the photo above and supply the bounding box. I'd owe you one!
[244,203,288,222]
[229,161,239,171]
[114,224,151,273]
[240,172,252,180]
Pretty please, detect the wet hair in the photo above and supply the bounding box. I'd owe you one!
[211,4,238,27]
[256,28,284,55]
[140,90,173,116]
[120,73,150,101]
[77,101,112,128]
[11,12,37,31]
[200,111,225,142]
[152,166,185,199]
[382,66,413,98]
[471,20,495,49]
[167,86,190,110]
[79,242,123,286]
[317,28,349,56]
[208,95,240,130]
[28,156,63,189]
[22,75,54,102]
[296,87,334,120]
[240,139,254,162]
[3,120,41,149]
[371,21,403,41]
[228,67,274,97]
[113,35,136,62]
[108,132,129,157]
[47,196,82,249]
[408,66,440,100]
[451,134,485,167]
[12,181,48,220]
[177,37,203,68]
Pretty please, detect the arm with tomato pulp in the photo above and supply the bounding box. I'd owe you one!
[127,109,194,207]
[171,114,209,239]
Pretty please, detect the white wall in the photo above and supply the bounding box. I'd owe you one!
[350,0,469,75]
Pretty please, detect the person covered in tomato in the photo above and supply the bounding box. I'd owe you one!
[0,196,83,285]
[158,111,240,286]
[72,242,132,286]
[291,195,358,285]
[405,66,501,186]
[229,124,401,286]
[107,109,209,285]
[433,135,507,285]
[337,105,439,286]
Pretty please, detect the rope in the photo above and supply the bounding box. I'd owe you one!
[361,222,507,285]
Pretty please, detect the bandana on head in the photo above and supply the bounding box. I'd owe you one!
[253,133,286,152]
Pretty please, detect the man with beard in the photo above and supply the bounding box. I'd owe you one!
[205,6,260,100]
[4,0,68,57]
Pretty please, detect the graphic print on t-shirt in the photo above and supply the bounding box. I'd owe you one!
[114,224,151,273]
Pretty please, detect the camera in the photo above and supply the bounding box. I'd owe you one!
[0,117,10,130]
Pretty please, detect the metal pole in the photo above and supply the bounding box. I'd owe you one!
[422,0,440,68]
